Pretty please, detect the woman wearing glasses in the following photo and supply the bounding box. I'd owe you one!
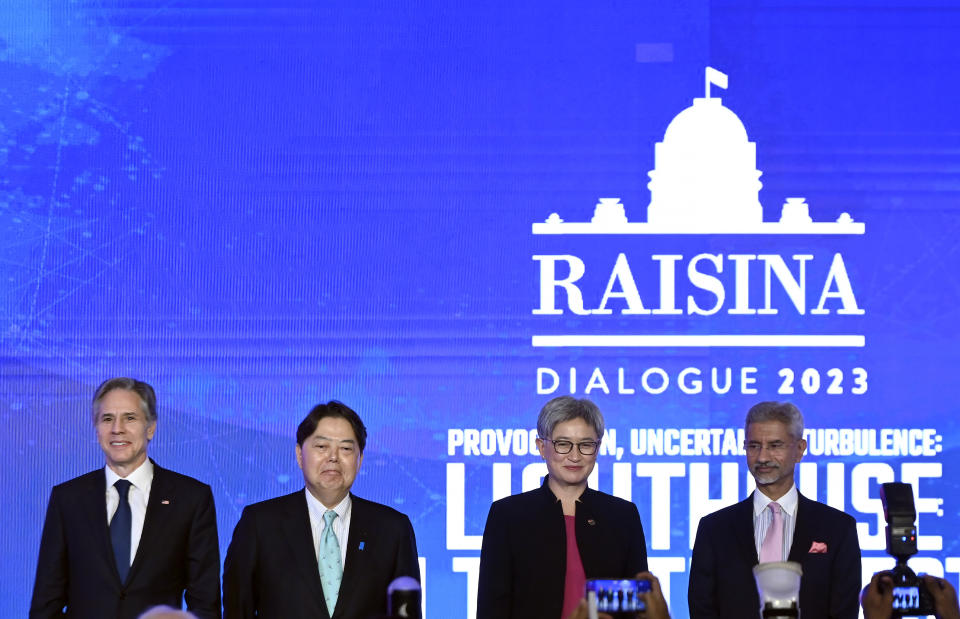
[477,396,649,619]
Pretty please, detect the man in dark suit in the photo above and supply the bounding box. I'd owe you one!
[688,401,861,619]
[30,377,221,619]
[223,401,420,619]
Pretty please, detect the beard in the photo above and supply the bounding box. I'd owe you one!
[751,461,782,485]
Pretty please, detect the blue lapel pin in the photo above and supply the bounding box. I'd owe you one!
[359,541,365,551]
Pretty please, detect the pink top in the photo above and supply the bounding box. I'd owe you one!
[561,515,586,619]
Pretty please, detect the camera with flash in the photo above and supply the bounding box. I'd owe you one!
[880,481,934,616]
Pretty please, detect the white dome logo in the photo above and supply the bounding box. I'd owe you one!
[534,67,864,235]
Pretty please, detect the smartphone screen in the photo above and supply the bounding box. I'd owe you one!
[586,579,651,619]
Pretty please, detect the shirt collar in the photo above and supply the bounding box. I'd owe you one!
[105,458,154,495]
[753,484,798,518]
[304,488,352,522]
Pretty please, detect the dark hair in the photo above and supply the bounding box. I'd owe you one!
[92,377,157,424]
[745,401,804,441]
[297,401,367,452]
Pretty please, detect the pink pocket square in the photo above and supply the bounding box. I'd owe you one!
[809,541,828,553]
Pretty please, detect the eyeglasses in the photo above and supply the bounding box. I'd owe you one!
[543,438,599,455]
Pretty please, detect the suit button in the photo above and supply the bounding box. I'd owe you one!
[119,592,126,600]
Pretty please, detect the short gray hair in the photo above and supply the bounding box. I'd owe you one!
[745,401,804,441]
[91,377,157,424]
[137,606,197,619]
[537,396,605,440]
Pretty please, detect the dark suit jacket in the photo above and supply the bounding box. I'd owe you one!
[477,481,648,619]
[688,491,861,619]
[222,490,420,619]
[30,461,221,619]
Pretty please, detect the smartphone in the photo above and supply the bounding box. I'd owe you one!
[586,578,651,619]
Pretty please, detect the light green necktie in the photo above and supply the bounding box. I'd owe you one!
[319,510,343,615]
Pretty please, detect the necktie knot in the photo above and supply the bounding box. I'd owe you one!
[115,479,132,499]
[769,501,781,515]
[324,509,338,527]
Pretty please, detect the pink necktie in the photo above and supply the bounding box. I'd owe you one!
[759,502,783,563]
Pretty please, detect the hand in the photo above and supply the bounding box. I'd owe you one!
[564,598,612,619]
[635,571,671,619]
[922,575,960,619]
[860,571,894,619]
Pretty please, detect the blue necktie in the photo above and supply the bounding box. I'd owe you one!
[110,479,132,583]
[319,510,343,615]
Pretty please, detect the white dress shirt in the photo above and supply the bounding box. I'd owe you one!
[753,484,798,562]
[105,458,154,566]
[305,489,352,569]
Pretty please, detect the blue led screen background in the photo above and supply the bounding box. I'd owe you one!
[2,1,959,617]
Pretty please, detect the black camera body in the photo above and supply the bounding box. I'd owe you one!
[886,563,934,616]
[880,482,935,617]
